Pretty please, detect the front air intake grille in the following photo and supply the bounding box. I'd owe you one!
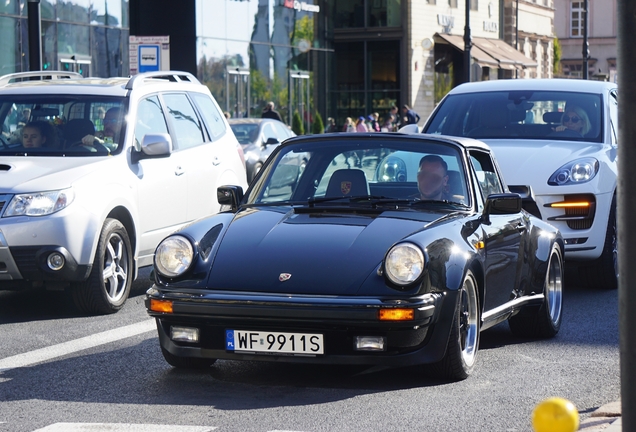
[545,194,596,230]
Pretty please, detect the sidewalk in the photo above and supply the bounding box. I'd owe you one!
[579,400,621,431]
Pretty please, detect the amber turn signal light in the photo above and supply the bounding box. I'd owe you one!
[149,298,174,313]
[549,201,590,208]
[379,308,414,321]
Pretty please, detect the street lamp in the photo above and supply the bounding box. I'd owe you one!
[582,0,590,79]
[464,0,471,83]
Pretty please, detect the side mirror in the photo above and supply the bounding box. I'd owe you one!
[264,137,280,146]
[398,124,420,134]
[217,185,244,212]
[131,133,172,163]
[482,193,522,224]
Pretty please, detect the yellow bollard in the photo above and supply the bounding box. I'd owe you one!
[532,397,580,432]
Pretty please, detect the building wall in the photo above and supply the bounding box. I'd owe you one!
[553,0,617,81]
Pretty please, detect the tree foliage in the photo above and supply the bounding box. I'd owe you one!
[292,111,304,135]
[553,38,562,76]
[312,112,324,134]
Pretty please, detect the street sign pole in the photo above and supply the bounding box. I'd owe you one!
[27,0,42,71]
[617,0,636,430]
[582,0,589,79]
[463,0,471,83]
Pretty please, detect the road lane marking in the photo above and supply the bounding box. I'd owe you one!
[0,319,156,372]
[33,424,217,431]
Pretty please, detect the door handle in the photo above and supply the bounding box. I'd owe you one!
[175,166,184,176]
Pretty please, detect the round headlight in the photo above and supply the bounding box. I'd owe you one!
[384,243,425,286]
[376,157,407,182]
[155,236,194,278]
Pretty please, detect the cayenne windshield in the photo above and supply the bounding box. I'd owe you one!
[245,138,471,209]
[425,90,603,143]
[0,95,126,156]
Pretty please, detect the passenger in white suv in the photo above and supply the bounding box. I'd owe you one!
[0,70,248,314]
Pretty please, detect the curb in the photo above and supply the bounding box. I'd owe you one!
[579,400,621,431]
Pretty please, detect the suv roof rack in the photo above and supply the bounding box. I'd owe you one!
[125,70,201,90]
[0,71,84,86]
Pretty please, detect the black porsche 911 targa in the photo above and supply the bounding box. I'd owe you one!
[145,133,564,380]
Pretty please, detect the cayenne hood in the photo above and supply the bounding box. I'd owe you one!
[208,207,442,295]
[483,139,604,188]
[0,156,110,192]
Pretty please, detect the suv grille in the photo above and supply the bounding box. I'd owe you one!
[545,194,596,230]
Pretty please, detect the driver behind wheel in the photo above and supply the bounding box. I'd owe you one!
[81,107,122,151]
[552,105,591,136]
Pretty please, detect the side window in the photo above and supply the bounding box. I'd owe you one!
[470,150,503,200]
[262,122,277,143]
[162,93,204,150]
[134,96,169,151]
[191,92,226,140]
[272,121,292,140]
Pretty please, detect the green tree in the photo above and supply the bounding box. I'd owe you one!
[553,37,562,76]
[292,111,304,135]
[312,112,324,134]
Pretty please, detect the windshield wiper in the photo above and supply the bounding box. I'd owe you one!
[307,195,411,208]
[409,199,469,209]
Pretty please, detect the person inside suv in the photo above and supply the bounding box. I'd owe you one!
[21,120,58,149]
[81,107,123,151]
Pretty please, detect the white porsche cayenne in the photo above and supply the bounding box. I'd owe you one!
[421,79,618,289]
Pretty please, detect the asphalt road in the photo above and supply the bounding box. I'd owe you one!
[0,269,620,432]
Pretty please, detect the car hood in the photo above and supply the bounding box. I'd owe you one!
[482,139,604,189]
[207,207,445,295]
[0,156,109,192]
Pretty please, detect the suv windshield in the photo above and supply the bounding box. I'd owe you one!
[425,90,603,143]
[0,95,126,155]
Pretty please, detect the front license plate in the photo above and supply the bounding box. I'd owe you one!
[225,330,324,355]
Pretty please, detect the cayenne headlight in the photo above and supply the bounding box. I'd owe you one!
[548,158,599,186]
[3,188,75,217]
[384,243,425,286]
[155,235,194,278]
[376,157,407,182]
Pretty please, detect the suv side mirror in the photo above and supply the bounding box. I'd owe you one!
[217,185,244,212]
[131,133,172,163]
[482,193,522,224]
[264,137,280,146]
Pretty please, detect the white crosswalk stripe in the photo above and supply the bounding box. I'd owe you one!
[32,424,217,432]
[0,319,156,372]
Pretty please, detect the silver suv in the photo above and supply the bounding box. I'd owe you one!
[0,70,248,314]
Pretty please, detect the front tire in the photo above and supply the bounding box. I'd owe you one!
[433,270,480,381]
[509,243,563,338]
[71,218,133,315]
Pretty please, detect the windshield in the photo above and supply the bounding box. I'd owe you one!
[245,138,471,208]
[230,123,259,145]
[0,95,126,156]
[424,90,603,143]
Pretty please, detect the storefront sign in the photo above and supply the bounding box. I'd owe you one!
[483,21,498,32]
[437,14,455,29]
[284,0,320,13]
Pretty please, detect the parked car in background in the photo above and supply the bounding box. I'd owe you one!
[146,133,564,381]
[0,70,248,314]
[420,79,618,289]
[228,118,295,181]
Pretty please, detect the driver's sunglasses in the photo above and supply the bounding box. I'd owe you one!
[563,115,580,123]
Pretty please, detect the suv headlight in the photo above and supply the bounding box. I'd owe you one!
[3,188,75,217]
[155,235,194,278]
[384,243,425,286]
[376,157,407,182]
[548,158,599,186]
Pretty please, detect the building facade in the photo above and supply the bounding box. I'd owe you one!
[553,0,617,82]
[0,0,129,78]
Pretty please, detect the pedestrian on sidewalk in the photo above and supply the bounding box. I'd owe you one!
[261,101,283,123]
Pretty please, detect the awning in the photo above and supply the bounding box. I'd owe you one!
[435,33,499,68]
[434,33,537,71]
